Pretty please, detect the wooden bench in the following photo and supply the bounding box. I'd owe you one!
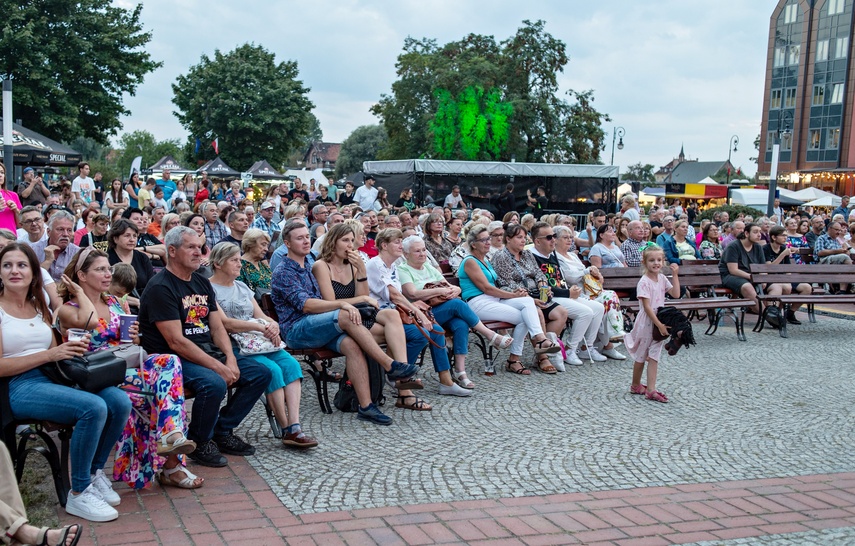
[601,263,755,341]
[749,263,855,338]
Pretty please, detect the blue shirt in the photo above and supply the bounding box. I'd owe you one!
[458,255,498,301]
[270,244,289,270]
[270,254,317,332]
[814,233,842,261]
[159,179,177,201]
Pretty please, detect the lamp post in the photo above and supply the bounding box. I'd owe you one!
[726,135,739,184]
[2,76,12,190]
[767,111,792,216]
[610,126,625,166]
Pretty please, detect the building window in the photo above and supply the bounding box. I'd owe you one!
[831,83,845,103]
[813,85,825,105]
[785,87,798,108]
[835,36,849,59]
[829,0,845,15]
[782,132,793,151]
[817,40,829,62]
[767,131,776,152]
[827,127,841,149]
[809,130,821,149]
[774,47,786,67]
[784,3,799,23]
[771,89,783,108]
[789,44,801,65]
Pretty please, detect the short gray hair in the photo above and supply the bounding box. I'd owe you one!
[487,220,504,234]
[553,225,572,239]
[48,210,75,230]
[164,225,197,249]
[242,228,270,253]
[209,241,241,270]
[402,234,425,254]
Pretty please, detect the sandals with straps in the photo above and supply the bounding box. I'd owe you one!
[533,338,561,355]
[629,384,648,395]
[452,370,475,389]
[157,431,197,456]
[158,464,204,489]
[36,524,82,546]
[537,356,557,374]
[395,395,433,411]
[646,390,669,403]
[489,332,513,349]
[505,360,531,375]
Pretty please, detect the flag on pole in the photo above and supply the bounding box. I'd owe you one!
[195,138,201,154]
[212,138,219,155]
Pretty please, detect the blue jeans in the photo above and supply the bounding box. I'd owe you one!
[181,356,271,444]
[285,310,346,352]
[404,323,450,373]
[233,348,302,395]
[9,369,132,492]
[430,299,479,356]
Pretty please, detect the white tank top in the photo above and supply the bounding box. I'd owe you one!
[0,306,53,358]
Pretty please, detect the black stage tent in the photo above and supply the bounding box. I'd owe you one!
[198,156,239,179]
[247,160,284,180]
[0,118,82,166]
[149,155,191,174]
[362,159,619,215]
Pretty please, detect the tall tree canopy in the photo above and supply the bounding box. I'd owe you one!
[335,125,389,178]
[371,20,609,164]
[0,0,160,143]
[172,43,314,170]
[116,130,183,174]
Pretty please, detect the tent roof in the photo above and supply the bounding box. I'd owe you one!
[201,156,239,178]
[790,187,838,201]
[666,161,727,184]
[0,118,82,166]
[697,176,719,185]
[730,189,802,207]
[247,160,284,179]
[803,195,841,207]
[149,155,189,172]
[363,159,618,179]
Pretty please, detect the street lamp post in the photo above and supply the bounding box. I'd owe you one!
[610,126,625,166]
[767,111,792,216]
[726,135,738,184]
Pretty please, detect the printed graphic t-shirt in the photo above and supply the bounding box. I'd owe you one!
[138,268,218,355]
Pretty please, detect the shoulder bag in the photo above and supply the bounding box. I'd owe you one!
[230,318,281,355]
[423,281,453,308]
[49,347,127,393]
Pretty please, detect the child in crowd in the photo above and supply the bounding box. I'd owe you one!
[109,263,139,311]
[623,244,680,403]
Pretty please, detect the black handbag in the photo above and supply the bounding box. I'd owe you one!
[353,302,378,330]
[52,348,127,393]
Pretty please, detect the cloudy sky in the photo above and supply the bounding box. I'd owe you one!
[118,0,773,176]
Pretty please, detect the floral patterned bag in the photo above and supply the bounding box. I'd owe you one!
[230,318,280,355]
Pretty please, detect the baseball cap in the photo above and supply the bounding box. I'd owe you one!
[260,201,276,210]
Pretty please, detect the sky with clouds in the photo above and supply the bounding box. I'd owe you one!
[117,0,773,176]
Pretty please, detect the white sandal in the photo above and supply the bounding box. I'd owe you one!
[453,370,475,389]
[157,431,196,456]
[158,465,203,489]
[489,332,513,349]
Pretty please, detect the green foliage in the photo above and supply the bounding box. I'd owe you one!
[172,43,314,171]
[116,130,183,174]
[429,86,513,160]
[372,20,609,164]
[621,163,657,187]
[335,125,389,178]
[697,204,764,222]
[67,137,110,162]
[0,0,160,143]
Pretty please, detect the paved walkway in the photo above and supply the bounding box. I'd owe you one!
[54,310,855,545]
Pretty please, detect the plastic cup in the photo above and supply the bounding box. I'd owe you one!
[118,314,137,342]
[67,328,87,342]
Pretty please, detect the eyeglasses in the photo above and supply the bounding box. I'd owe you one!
[475,237,491,244]
[536,234,555,240]
[22,218,42,225]
[490,232,504,237]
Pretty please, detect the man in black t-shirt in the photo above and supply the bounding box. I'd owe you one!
[139,226,271,468]
[287,178,309,202]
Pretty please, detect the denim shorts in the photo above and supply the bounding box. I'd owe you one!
[285,310,346,352]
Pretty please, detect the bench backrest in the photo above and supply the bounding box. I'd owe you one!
[749,263,855,284]
[601,262,726,295]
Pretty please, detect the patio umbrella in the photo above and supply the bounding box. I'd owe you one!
[803,195,841,207]
[790,187,838,201]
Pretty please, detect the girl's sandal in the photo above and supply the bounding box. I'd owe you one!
[505,360,531,375]
[489,332,513,349]
[645,390,669,403]
[629,384,648,395]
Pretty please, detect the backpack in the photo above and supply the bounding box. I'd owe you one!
[333,356,386,412]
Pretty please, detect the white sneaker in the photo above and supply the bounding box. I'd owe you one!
[66,484,119,522]
[578,347,607,362]
[600,347,627,360]
[91,469,121,506]
[564,352,584,366]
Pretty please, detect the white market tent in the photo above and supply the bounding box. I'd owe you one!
[803,195,842,207]
[729,188,801,209]
[697,176,719,185]
[790,187,839,201]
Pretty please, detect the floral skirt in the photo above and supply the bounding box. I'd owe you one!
[112,353,187,489]
[594,289,625,339]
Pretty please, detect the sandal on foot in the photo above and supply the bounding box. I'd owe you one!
[157,431,197,456]
[645,390,669,403]
[158,465,204,489]
[452,370,475,389]
[533,338,561,355]
[537,357,557,374]
[629,384,647,395]
[489,332,513,349]
[505,360,531,375]
[309,361,342,382]
[36,524,82,546]
[395,378,424,390]
[395,395,432,411]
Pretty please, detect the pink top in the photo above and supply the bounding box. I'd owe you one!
[0,189,22,231]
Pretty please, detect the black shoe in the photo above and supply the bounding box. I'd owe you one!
[786,311,802,325]
[213,433,256,456]
[187,439,228,467]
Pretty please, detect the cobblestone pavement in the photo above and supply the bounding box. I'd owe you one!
[241,313,854,515]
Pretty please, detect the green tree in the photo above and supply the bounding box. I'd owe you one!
[172,43,314,170]
[0,0,160,143]
[335,125,389,178]
[621,162,657,187]
[115,130,183,175]
[429,86,513,160]
[372,20,608,164]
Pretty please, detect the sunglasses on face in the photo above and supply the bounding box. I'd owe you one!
[537,234,555,240]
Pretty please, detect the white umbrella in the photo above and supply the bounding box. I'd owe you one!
[791,187,838,201]
[803,195,841,207]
